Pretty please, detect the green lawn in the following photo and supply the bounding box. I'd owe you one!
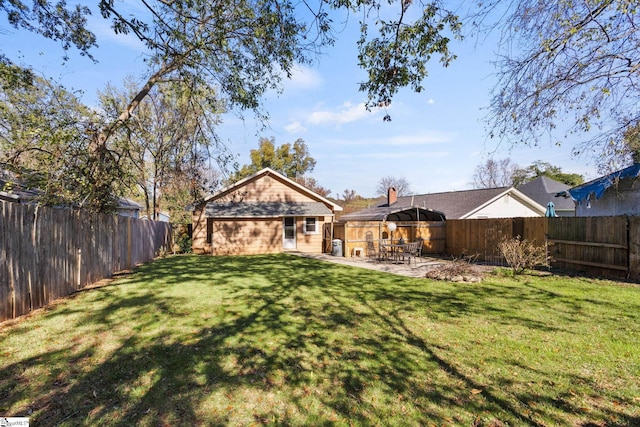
[1,254,639,426]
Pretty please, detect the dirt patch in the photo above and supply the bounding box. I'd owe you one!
[424,259,490,283]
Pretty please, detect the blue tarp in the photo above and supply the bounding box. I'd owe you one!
[565,163,640,204]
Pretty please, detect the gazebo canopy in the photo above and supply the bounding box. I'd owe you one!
[340,205,446,222]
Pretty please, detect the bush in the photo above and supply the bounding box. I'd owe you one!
[174,228,193,253]
[498,236,548,275]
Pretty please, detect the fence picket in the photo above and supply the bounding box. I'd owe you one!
[0,201,172,322]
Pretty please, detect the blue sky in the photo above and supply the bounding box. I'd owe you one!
[2,5,599,199]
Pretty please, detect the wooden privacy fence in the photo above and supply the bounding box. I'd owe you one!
[332,216,640,281]
[447,216,640,281]
[333,221,446,257]
[0,201,172,323]
[446,217,548,264]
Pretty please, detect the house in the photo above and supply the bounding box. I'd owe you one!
[116,198,142,218]
[190,167,342,255]
[557,163,640,217]
[517,176,575,217]
[341,186,545,222]
[1,172,143,217]
[334,187,544,257]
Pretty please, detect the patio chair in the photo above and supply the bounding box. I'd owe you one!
[365,231,378,261]
[415,238,424,258]
[378,239,391,262]
[400,241,421,266]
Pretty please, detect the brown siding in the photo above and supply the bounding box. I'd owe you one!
[192,206,209,254]
[339,221,445,258]
[295,218,325,254]
[192,171,337,255]
[211,219,282,255]
[216,174,322,204]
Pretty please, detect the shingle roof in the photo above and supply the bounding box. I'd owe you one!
[517,176,574,211]
[392,187,513,219]
[205,201,333,218]
[341,186,544,221]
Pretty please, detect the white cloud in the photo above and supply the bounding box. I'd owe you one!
[427,99,435,105]
[307,101,379,126]
[287,65,322,90]
[284,121,307,134]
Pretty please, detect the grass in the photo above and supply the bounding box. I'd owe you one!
[1,254,639,426]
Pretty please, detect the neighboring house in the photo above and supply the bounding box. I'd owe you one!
[1,173,143,218]
[557,163,640,217]
[142,211,171,222]
[190,167,343,255]
[517,176,575,217]
[342,186,545,221]
[116,198,142,218]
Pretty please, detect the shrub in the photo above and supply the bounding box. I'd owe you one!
[174,229,193,253]
[498,236,548,275]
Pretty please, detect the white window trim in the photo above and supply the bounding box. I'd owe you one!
[304,217,319,234]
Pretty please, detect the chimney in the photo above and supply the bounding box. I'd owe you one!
[388,187,397,206]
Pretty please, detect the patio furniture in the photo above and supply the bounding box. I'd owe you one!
[400,241,421,266]
[366,232,382,261]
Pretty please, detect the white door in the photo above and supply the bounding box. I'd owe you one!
[283,217,296,249]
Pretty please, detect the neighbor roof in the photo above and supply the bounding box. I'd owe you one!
[342,187,544,220]
[517,176,574,212]
[397,187,542,219]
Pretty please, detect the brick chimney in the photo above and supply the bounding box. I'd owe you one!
[388,187,397,206]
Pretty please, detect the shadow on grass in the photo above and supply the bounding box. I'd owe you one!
[1,254,638,426]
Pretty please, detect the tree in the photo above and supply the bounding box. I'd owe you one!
[294,176,331,198]
[472,158,517,189]
[0,72,117,210]
[233,137,317,181]
[376,176,411,196]
[484,1,640,168]
[2,0,463,211]
[98,79,224,220]
[340,189,361,203]
[511,161,584,187]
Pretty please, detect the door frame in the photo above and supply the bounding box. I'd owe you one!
[283,217,296,249]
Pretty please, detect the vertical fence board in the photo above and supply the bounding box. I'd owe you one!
[0,201,172,323]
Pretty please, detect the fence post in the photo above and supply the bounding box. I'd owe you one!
[629,216,640,282]
[77,248,82,290]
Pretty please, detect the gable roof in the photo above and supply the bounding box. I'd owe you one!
[197,167,342,212]
[341,187,545,221]
[517,176,574,212]
[558,163,640,204]
[398,187,544,219]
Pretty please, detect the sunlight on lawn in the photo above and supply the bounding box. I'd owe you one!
[1,254,639,426]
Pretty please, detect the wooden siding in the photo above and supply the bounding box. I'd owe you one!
[214,173,324,204]
[466,194,544,219]
[336,221,446,258]
[211,218,282,255]
[192,172,336,255]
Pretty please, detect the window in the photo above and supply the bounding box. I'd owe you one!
[304,217,317,234]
